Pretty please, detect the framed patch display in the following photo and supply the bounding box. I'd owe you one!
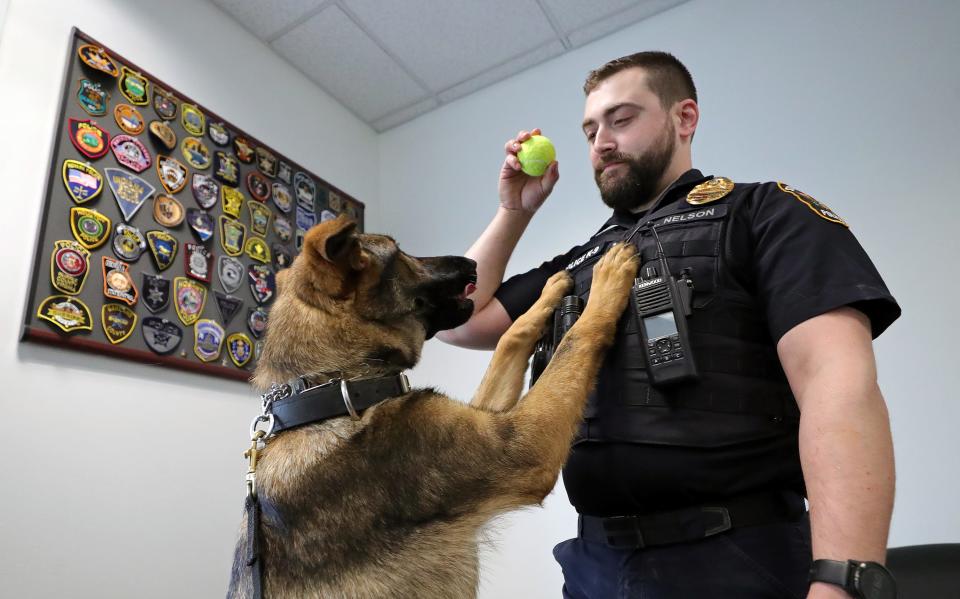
[21,29,365,382]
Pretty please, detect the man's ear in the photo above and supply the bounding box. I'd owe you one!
[674,98,699,141]
[305,215,368,271]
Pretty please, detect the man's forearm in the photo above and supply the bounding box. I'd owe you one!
[799,378,895,565]
[463,206,534,312]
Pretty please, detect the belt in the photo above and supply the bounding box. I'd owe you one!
[578,490,806,549]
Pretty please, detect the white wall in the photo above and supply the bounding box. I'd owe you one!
[0,0,9,43]
[0,0,377,597]
[379,1,960,598]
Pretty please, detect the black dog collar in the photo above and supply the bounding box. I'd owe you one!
[257,373,411,436]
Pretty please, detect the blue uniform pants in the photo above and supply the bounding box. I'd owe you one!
[553,515,812,599]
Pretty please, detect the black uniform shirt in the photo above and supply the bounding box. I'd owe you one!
[494,169,901,515]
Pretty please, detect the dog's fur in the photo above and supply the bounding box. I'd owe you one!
[227,216,638,598]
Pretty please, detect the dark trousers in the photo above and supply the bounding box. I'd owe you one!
[553,515,812,599]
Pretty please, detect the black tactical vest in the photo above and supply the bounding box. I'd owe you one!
[565,191,800,449]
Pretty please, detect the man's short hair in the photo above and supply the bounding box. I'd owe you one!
[583,51,697,108]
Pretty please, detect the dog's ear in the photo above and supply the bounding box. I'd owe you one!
[305,215,368,272]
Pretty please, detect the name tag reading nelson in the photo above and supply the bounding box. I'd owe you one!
[651,204,728,228]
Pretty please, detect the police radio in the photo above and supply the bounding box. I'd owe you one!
[630,226,699,386]
[530,295,583,386]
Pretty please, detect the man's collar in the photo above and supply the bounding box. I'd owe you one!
[597,169,712,232]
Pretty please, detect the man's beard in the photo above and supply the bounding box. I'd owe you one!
[595,123,676,212]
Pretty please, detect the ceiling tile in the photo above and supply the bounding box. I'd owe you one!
[566,0,690,48]
[539,0,642,34]
[437,39,565,104]
[212,0,693,130]
[371,97,440,132]
[271,5,430,122]
[341,0,558,91]
[211,0,325,40]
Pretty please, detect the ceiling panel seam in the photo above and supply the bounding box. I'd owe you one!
[373,96,437,126]
[534,0,571,50]
[432,37,562,99]
[334,0,435,100]
[571,0,691,46]
[265,0,336,43]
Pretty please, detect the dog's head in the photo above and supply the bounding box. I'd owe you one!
[253,216,477,388]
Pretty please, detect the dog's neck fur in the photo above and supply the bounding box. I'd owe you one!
[252,326,421,393]
[295,361,398,388]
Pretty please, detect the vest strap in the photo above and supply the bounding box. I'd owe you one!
[639,238,719,262]
[621,384,799,420]
[694,350,786,380]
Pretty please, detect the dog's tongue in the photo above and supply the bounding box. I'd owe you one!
[462,282,477,298]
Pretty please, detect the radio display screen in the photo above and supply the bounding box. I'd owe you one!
[644,311,678,340]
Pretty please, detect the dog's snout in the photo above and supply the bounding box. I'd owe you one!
[418,256,475,275]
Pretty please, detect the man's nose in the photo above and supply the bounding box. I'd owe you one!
[593,127,616,154]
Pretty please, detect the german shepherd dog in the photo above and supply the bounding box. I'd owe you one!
[227,216,638,598]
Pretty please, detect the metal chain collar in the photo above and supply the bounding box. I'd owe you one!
[248,382,290,441]
[243,383,290,498]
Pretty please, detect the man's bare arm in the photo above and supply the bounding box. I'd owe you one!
[777,307,895,599]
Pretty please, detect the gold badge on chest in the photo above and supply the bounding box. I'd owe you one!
[687,177,734,205]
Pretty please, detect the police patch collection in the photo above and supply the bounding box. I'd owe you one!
[22,30,365,381]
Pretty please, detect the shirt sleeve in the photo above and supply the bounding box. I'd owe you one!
[747,182,901,341]
[493,249,576,322]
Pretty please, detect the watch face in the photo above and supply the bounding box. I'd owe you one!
[856,563,896,599]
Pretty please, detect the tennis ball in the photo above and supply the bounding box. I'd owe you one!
[517,135,556,177]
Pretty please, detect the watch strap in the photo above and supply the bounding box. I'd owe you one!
[810,559,854,591]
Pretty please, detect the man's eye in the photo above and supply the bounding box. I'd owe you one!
[614,117,632,126]
[585,132,596,142]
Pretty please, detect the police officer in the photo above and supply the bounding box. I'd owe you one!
[438,52,901,598]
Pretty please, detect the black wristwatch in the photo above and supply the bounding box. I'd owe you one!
[809,559,897,598]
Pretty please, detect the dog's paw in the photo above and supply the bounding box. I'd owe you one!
[588,243,638,315]
[540,270,573,305]
[509,271,572,342]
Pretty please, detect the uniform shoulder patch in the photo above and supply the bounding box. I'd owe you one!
[776,182,848,227]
